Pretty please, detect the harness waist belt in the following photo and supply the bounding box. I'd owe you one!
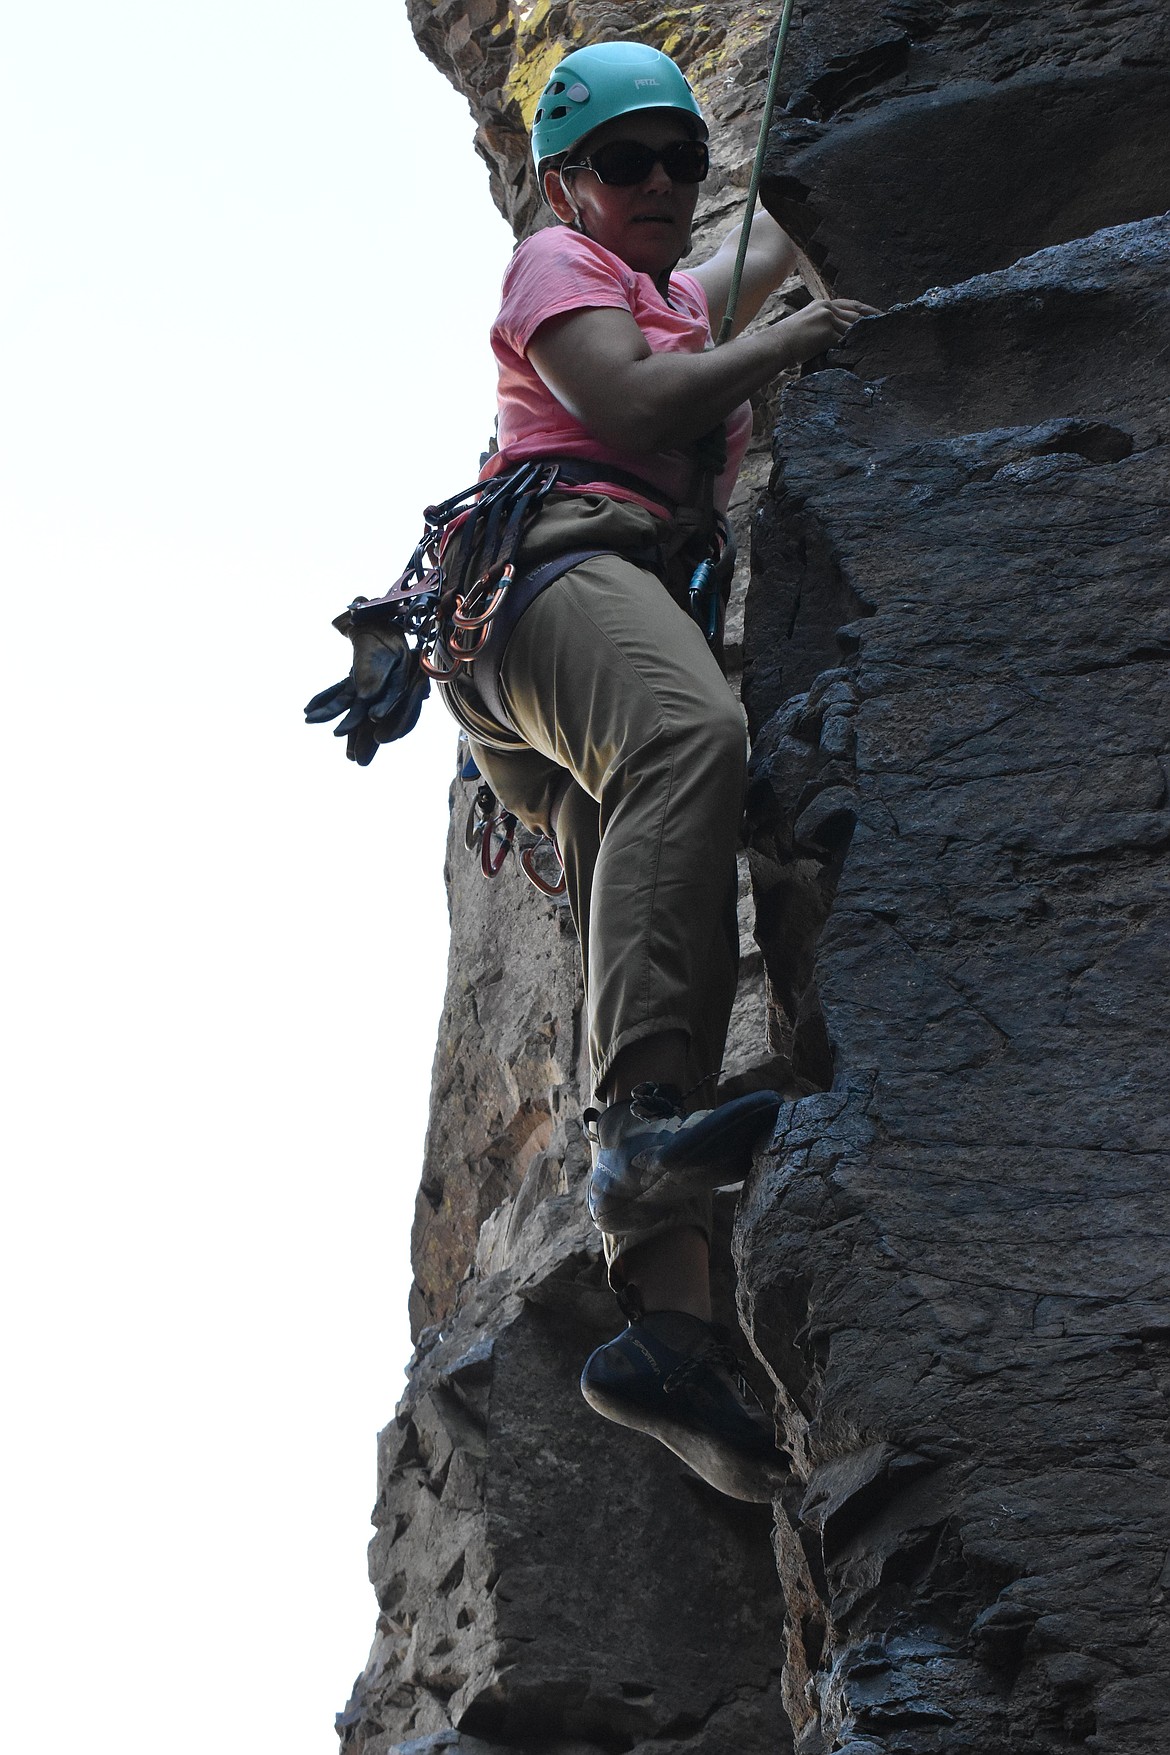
[525,457,681,519]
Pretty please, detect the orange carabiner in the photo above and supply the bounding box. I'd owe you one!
[452,564,513,631]
[419,640,465,679]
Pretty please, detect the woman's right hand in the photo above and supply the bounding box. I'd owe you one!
[775,298,882,368]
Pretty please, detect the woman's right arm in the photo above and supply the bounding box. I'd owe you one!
[527,297,878,453]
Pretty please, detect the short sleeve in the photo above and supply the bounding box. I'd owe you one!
[495,230,636,356]
[670,270,711,333]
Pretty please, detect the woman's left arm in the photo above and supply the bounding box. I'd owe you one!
[689,208,797,339]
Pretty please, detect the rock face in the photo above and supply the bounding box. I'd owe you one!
[338,3,1169,1751]
[740,215,1170,1755]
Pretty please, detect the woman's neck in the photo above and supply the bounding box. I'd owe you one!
[571,218,677,303]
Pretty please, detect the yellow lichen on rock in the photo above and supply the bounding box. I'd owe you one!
[657,8,714,67]
[502,0,582,130]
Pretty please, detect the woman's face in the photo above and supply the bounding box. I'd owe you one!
[550,111,702,280]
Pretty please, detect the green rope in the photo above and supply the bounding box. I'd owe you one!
[715,0,797,346]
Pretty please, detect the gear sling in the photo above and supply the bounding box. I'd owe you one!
[305,437,734,893]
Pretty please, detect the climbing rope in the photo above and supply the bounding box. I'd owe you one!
[716,0,797,346]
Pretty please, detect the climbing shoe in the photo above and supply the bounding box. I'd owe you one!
[580,1310,790,1502]
[586,1083,781,1236]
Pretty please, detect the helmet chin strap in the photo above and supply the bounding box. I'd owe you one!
[557,169,589,234]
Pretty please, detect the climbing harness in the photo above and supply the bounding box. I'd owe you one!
[418,461,564,681]
[304,442,730,898]
[306,443,733,745]
[306,443,734,890]
[671,423,733,648]
[305,460,563,765]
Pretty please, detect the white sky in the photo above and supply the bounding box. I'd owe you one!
[1,3,514,1746]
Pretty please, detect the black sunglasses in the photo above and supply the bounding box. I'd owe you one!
[563,138,710,187]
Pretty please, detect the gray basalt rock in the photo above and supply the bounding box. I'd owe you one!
[760,1,1170,304]
[341,1179,790,1751]
[408,796,587,1337]
[738,216,1170,1753]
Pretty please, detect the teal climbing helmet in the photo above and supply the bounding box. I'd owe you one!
[531,41,707,169]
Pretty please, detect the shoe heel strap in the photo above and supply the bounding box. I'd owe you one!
[629,1081,683,1120]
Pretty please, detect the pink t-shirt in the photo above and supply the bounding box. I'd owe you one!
[482,227,753,517]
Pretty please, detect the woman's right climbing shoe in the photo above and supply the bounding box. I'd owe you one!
[586,1082,781,1236]
[580,1310,791,1502]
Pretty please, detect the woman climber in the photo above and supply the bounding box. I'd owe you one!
[437,40,877,1500]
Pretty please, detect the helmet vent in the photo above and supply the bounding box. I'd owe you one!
[550,81,565,94]
[548,104,568,119]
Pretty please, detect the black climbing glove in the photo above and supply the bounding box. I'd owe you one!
[304,602,430,766]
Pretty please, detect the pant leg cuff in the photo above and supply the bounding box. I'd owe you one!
[591,1014,694,1098]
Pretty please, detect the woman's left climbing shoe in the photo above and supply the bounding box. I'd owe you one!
[580,1309,791,1502]
[586,1083,781,1236]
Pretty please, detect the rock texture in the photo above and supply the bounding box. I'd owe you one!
[740,215,1170,1755]
[341,1190,790,1753]
[339,2,1169,1750]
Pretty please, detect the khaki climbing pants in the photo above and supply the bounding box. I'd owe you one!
[445,495,746,1282]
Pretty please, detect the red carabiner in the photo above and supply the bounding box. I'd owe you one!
[480,811,515,877]
[519,840,567,898]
